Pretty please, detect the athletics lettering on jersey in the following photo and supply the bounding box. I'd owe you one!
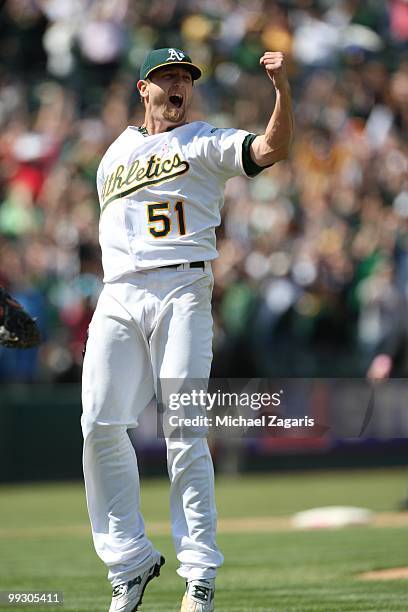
[101,153,190,211]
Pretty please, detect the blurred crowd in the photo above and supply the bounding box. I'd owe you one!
[0,0,407,382]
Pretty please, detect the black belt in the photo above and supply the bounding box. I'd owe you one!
[160,261,205,270]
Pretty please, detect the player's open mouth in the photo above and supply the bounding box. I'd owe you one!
[169,94,183,108]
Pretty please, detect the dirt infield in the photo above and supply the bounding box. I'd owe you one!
[360,567,408,581]
[371,511,408,527]
[1,511,408,539]
[216,512,408,532]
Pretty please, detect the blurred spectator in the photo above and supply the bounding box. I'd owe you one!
[0,0,407,381]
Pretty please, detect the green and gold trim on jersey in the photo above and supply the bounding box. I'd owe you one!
[100,152,190,212]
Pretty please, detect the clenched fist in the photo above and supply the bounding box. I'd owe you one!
[260,51,289,90]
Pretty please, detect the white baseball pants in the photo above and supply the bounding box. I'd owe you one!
[81,263,223,586]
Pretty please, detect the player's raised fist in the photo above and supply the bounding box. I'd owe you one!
[260,51,288,89]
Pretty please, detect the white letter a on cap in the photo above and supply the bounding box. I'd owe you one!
[167,48,185,61]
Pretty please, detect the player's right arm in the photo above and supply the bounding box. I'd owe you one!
[249,51,294,168]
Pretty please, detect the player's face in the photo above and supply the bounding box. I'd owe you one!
[144,66,193,125]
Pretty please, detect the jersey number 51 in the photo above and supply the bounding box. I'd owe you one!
[147,201,186,238]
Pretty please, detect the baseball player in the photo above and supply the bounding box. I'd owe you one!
[81,47,293,611]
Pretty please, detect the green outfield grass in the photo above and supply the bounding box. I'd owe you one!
[1,468,408,611]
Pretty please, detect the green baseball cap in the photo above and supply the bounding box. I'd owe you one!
[140,48,202,81]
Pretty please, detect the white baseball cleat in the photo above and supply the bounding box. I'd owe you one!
[109,554,165,612]
[180,578,215,612]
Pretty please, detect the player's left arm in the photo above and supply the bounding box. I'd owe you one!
[250,51,294,167]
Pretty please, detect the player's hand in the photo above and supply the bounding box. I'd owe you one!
[367,354,393,381]
[260,51,289,90]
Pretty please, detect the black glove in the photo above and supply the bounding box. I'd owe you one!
[0,286,41,348]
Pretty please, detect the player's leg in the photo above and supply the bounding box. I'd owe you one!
[81,285,161,590]
[150,267,224,586]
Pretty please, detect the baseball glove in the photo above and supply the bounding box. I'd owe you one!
[0,286,41,349]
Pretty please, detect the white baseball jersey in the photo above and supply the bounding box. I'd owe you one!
[96,121,257,282]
